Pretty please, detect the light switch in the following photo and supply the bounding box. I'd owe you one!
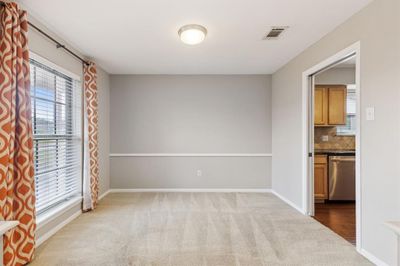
[321,135,329,142]
[366,107,375,121]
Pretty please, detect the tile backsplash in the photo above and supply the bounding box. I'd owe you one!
[314,127,355,150]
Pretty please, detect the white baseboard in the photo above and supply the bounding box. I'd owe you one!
[36,210,81,247]
[98,190,111,201]
[358,248,388,266]
[271,190,306,215]
[108,188,272,193]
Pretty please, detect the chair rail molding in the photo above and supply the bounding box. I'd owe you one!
[109,153,272,157]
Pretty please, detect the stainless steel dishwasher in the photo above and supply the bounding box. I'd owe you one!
[329,155,355,200]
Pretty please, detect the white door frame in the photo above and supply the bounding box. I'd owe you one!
[301,41,362,251]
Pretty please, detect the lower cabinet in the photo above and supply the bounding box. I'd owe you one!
[314,155,328,202]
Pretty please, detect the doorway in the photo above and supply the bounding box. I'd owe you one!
[302,42,361,250]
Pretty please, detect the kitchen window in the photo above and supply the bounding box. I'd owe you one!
[30,53,82,215]
[336,84,356,136]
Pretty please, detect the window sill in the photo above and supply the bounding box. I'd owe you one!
[36,197,82,230]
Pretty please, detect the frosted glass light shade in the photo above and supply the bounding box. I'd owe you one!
[178,24,207,45]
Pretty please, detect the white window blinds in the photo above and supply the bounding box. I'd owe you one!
[30,56,82,214]
[336,84,357,136]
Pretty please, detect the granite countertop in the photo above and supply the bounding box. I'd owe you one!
[315,149,356,155]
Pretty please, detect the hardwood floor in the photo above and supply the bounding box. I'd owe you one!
[313,202,356,245]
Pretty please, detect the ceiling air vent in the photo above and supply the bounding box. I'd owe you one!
[264,26,289,40]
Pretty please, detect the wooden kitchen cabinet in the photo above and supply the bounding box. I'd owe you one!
[314,86,328,125]
[328,86,347,125]
[314,155,328,201]
[314,85,347,126]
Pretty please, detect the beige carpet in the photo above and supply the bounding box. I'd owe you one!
[30,193,371,266]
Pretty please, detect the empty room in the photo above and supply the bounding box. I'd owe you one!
[0,0,399,265]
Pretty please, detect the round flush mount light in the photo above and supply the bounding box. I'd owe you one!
[178,24,207,45]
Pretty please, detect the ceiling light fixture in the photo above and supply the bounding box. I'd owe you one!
[178,24,207,45]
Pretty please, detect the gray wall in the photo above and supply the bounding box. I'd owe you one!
[271,0,400,264]
[315,67,356,85]
[110,75,272,189]
[26,12,111,241]
[111,157,271,189]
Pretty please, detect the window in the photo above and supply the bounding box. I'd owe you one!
[336,84,356,135]
[30,54,82,214]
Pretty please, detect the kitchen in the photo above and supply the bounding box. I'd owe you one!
[312,57,357,245]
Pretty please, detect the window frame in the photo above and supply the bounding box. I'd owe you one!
[30,52,83,220]
[336,84,357,136]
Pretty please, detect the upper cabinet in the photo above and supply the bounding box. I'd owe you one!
[328,86,347,125]
[314,86,328,125]
[314,85,347,126]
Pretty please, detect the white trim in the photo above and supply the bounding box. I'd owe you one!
[98,190,111,201]
[359,248,389,266]
[30,51,81,81]
[355,45,362,250]
[271,190,306,215]
[302,66,309,215]
[109,153,272,157]
[109,188,272,193]
[36,210,81,247]
[301,42,362,249]
[36,197,82,230]
[0,221,19,236]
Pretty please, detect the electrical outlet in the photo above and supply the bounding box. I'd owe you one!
[321,135,329,142]
[196,170,202,177]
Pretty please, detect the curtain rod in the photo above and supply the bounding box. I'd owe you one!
[27,22,90,66]
[1,1,89,66]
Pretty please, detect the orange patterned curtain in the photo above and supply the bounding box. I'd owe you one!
[82,63,99,211]
[0,2,36,266]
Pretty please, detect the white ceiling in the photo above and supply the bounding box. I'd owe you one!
[20,0,371,74]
